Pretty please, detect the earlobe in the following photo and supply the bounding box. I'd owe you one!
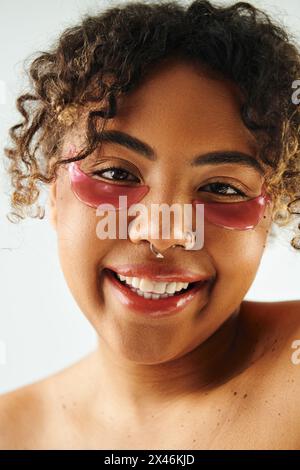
[48,181,57,230]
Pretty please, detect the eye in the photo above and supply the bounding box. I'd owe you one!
[198,182,247,198]
[92,166,140,183]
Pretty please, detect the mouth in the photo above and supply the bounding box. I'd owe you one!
[103,267,211,317]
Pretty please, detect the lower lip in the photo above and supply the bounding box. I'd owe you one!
[104,268,209,317]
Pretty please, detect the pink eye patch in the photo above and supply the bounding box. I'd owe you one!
[68,159,271,230]
[68,161,149,209]
[192,186,272,230]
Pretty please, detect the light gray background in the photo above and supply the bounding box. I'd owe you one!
[0,0,299,394]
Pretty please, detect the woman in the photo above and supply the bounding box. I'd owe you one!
[1,0,300,450]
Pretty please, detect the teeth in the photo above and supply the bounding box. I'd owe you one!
[175,282,184,291]
[139,278,155,292]
[135,288,173,299]
[153,282,168,294]
[166,282,176,294]
[131,277,140,288]
[115,273,190,296]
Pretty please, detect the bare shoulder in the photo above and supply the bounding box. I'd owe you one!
[241,298,300,391]
[239,298,300,380]
[0,351,96,449]
[238,299,300,448]
[0,381,47,449]
[242,298,300,337]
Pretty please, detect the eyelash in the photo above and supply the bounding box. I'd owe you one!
[199,182,247,197]
[92,166,247,197]
[92,167,140,183]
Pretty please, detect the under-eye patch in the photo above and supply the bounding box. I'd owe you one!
[68,159,271,230]
[192,186,272,230]
[68,161,149,209]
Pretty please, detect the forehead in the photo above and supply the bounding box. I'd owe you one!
[65,58,257,159]
[105,59,256,155]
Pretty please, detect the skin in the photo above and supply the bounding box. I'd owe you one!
[1,57,300,450]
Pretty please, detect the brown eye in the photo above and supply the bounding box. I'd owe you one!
[92,167,140,183]
[198,182,247,198]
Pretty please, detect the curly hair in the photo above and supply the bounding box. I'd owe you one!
[4,0,300,249]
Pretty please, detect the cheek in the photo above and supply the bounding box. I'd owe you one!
[204,210,271,288]
[56,170,99,256]
[54,170,112,318]
[193,217,272,332]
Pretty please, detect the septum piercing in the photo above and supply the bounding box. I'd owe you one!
[149,243,165,258]
[149,231,196,258]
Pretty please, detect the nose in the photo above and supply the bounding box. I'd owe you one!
[127,201,195,256]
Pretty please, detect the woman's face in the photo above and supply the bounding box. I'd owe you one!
[49,59,273,364]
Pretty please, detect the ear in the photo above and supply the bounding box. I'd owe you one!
[48,181,57,230]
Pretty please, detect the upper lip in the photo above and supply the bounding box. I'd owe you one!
[105,264,213,283]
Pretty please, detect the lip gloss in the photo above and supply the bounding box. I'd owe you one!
[104,268,209,317]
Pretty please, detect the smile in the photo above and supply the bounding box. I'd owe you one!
[115,273,191,299]
[103,267,212,317]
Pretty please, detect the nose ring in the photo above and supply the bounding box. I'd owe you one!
[149,243,165,258]
[149,230,196,258]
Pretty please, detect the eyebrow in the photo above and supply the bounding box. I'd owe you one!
[97,129,264,175]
